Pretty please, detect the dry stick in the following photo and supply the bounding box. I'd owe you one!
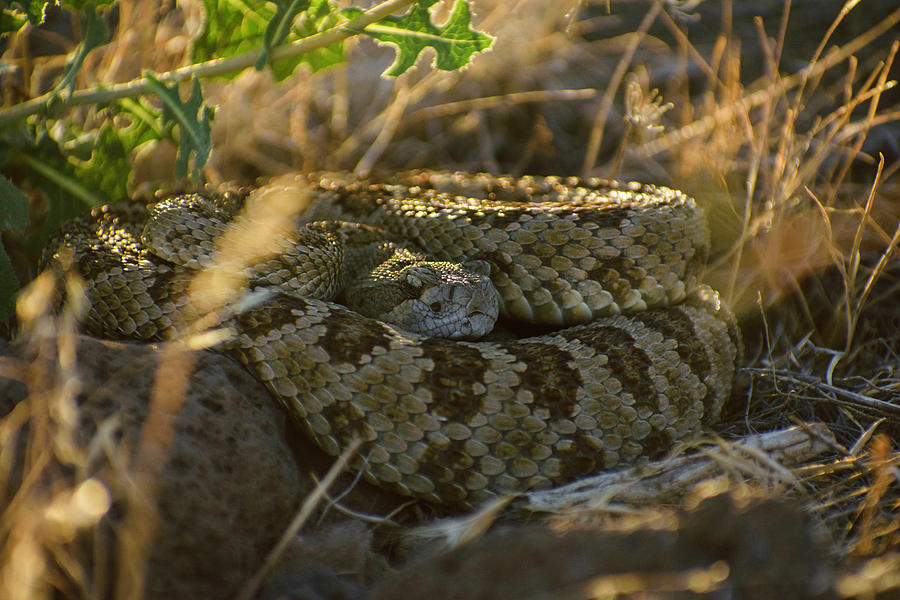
[820,152,886,384]
[236,439,362,600]
[641,7,900,157]
[829,40,900,219]
[773,0,792,70]
[580,0,663,177]
[829,41,898,207]
[0,0,418,127]
[405,88,598,123]
[724,15,779,303]
[794,0,862,103]
[843,164,900,369]
[750,368,900,420]
[332,67,443,164]
[657,8,721,89]
[523,424,837,513]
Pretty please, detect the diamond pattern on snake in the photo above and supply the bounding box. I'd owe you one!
[43,171,742,508]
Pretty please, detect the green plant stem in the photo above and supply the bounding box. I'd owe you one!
[14,152,104,206]
[0,0,418,127]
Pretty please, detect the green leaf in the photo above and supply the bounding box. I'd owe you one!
[67,124,131,202]
[2,128,103,276]
[255,0,310,71]
[0,175,29,322]
[191,0,274,66]
[0,175,29,232]
[8,1,46,26]
[192,0,344,81]
[288,0,344,74]
[0,242,19,322]
[341,0,493,77]
[51,4,111,98]
[113,97,169,149]
[1,9,30,36]
[144,74,214,181]
[58,0,119,10]
[4,125,108,210]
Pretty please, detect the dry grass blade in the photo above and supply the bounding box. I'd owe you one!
[581,0,663,176]
[746,369,900,420]
[641,7,900,157]
[0,266,109,599]
[405,88,597,123]
[523,424,837,513]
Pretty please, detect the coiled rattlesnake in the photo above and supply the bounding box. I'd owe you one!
[44,172,742,508]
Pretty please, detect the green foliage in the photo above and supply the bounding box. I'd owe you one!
[1,9,30,36]
[287,0,345,74]
[0,176,29,232]
[6,1,46,27]
[58,0,119,10]
[342,0,493,76]
[192,0,344,80]
[255,0,311,70]
[144,75,214,181]
[191,0,274,65]
[2,122,125,260]
[0,0,493,324]
[2,0,118,35]
[112,97,170,150]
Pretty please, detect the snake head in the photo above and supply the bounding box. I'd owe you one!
[342,259,499,340]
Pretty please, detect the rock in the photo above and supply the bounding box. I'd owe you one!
[1,335,306,599]
[259,521,389,600]
[372,493,836,600]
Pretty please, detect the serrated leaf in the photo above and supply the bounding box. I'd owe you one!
[191,0,272,67]
[192,0,345,81]
[255,0,311,71]
[0,175,29,232]
[51,4,110,98]
[341,0,493,77]
[144,74,214,181]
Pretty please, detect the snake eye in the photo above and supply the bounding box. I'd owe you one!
[406,272,424,288]
[429,302,442,312]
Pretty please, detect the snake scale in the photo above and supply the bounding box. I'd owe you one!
[44,172,742,508]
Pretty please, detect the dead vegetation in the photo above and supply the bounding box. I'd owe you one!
[2,0,899,597]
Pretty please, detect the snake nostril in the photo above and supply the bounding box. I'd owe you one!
[430,302,442,312]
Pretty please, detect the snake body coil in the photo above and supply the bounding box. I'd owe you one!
[45,172,741,507]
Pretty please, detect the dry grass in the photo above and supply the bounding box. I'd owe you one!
[2,0,900,597]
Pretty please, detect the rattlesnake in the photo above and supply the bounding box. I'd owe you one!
[43,172,741,508]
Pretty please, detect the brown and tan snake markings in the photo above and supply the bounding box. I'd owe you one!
[44,172,741,508]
